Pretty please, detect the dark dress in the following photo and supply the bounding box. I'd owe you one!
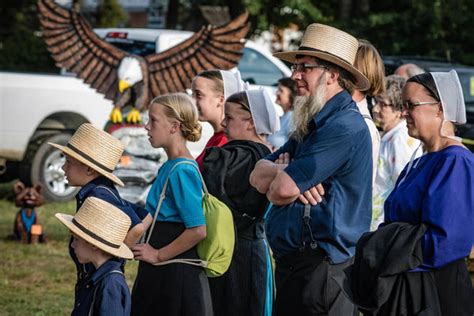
[203,140,273,316]
[131,222,213,316]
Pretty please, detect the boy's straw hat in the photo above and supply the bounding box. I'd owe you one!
[273,23,370,90]
[48,123,125,186]
[55,197,133,259]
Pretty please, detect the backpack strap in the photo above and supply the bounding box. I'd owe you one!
[145,161,207,244]
[88,270,124,316]
[144,160,209,268]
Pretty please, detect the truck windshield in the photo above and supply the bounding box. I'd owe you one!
[104,39,156,57]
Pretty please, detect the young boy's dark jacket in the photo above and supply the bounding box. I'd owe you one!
[72,258,131,316]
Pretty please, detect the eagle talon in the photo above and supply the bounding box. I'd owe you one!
[110,107,123,123]
[126,108,141,124]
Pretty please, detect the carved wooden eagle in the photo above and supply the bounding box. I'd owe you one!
[38,0,250,123]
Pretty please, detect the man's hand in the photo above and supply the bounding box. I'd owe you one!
[298,183,325,205]
[275,152,290,165]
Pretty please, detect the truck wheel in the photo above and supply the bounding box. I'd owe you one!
[27,133,79,202]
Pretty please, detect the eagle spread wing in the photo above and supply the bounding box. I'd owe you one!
[38,0,250,112]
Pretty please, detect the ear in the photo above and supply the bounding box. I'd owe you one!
[86,167,97,176]
[13,181,25,195]
[169,121,181,134]
[247,118,255,131]
[326,70,339,85]
[217,94,225,107]
[34,184,43,194]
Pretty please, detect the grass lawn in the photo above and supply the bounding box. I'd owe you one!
[0,182,138,316]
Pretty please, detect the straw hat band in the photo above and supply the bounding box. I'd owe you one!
[297,46,355,67]
[55,197,133,259]
[66,143,114,173]
[72,218,120,249]
[48,123,125,186]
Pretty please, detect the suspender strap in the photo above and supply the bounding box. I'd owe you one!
[88,270,124,316]
[300,204,318,251]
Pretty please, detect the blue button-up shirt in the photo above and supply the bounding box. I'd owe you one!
[72,259,131,316]
[265,90,372,264]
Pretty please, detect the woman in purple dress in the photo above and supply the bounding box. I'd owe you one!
[384,70,474,315]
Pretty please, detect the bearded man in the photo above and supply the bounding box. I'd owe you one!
[250,24,372,315]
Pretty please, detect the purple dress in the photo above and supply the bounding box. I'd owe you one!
[384,145,474,270]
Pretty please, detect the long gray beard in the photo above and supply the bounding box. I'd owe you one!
[290,74,328,142]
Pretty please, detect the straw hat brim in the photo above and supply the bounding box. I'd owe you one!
[55,213,133,259]
[48,143,124,187]
[274,50,370,91]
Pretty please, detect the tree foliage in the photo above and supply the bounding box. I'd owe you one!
[0,0,57,72]
[96,0,128,28]
[1,0,474,73]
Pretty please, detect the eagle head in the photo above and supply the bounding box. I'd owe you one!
[118,56,144,93]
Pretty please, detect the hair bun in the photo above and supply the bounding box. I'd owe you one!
[183,121,202,142]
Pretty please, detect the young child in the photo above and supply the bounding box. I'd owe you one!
[48,123,151,306]
[56,197,133,316]
[131,93,212,316]
[191,69,246,170]
[202,89,279,316]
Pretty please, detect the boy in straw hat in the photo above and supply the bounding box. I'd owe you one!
[49,123,151,307]
[56,197,133,315]
[250,23,373,315]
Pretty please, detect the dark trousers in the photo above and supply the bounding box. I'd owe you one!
[273,248,357,316]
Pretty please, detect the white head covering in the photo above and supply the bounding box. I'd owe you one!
[398,70,466,186]
[246,89,280,135]
[432,70,466,125]
[432,70,466,140]
[220,70,247,100]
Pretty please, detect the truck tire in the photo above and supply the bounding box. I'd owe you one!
[23,133,79,202]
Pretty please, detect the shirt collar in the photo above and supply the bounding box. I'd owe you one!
[381,120,406,141]
[313,90,355,127]
[89,258,122,285]
[77,176,115,202]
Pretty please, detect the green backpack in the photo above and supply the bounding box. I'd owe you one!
[146,161,235,277]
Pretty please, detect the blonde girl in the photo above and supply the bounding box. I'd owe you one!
[131,93,212,316]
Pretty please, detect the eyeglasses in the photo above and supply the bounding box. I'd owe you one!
[374,100,392,108]
[290,63,327,73]
[402,101,440,111]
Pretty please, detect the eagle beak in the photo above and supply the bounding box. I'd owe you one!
[119,80,130,93]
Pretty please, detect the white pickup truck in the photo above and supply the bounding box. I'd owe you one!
[0,29,290,201]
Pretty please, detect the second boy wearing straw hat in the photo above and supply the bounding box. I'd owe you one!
[56,197,132,316]
[250,23,373,315]
[48,123,151,307]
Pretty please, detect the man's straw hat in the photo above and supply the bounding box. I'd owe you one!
[55,197,133,259]
[274,23,370,90]
[48,123,125,186]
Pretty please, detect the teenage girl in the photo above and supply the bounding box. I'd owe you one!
[131,93,212,316]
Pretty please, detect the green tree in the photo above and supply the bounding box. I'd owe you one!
[0,0,57,72]
[96,0,128,28]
